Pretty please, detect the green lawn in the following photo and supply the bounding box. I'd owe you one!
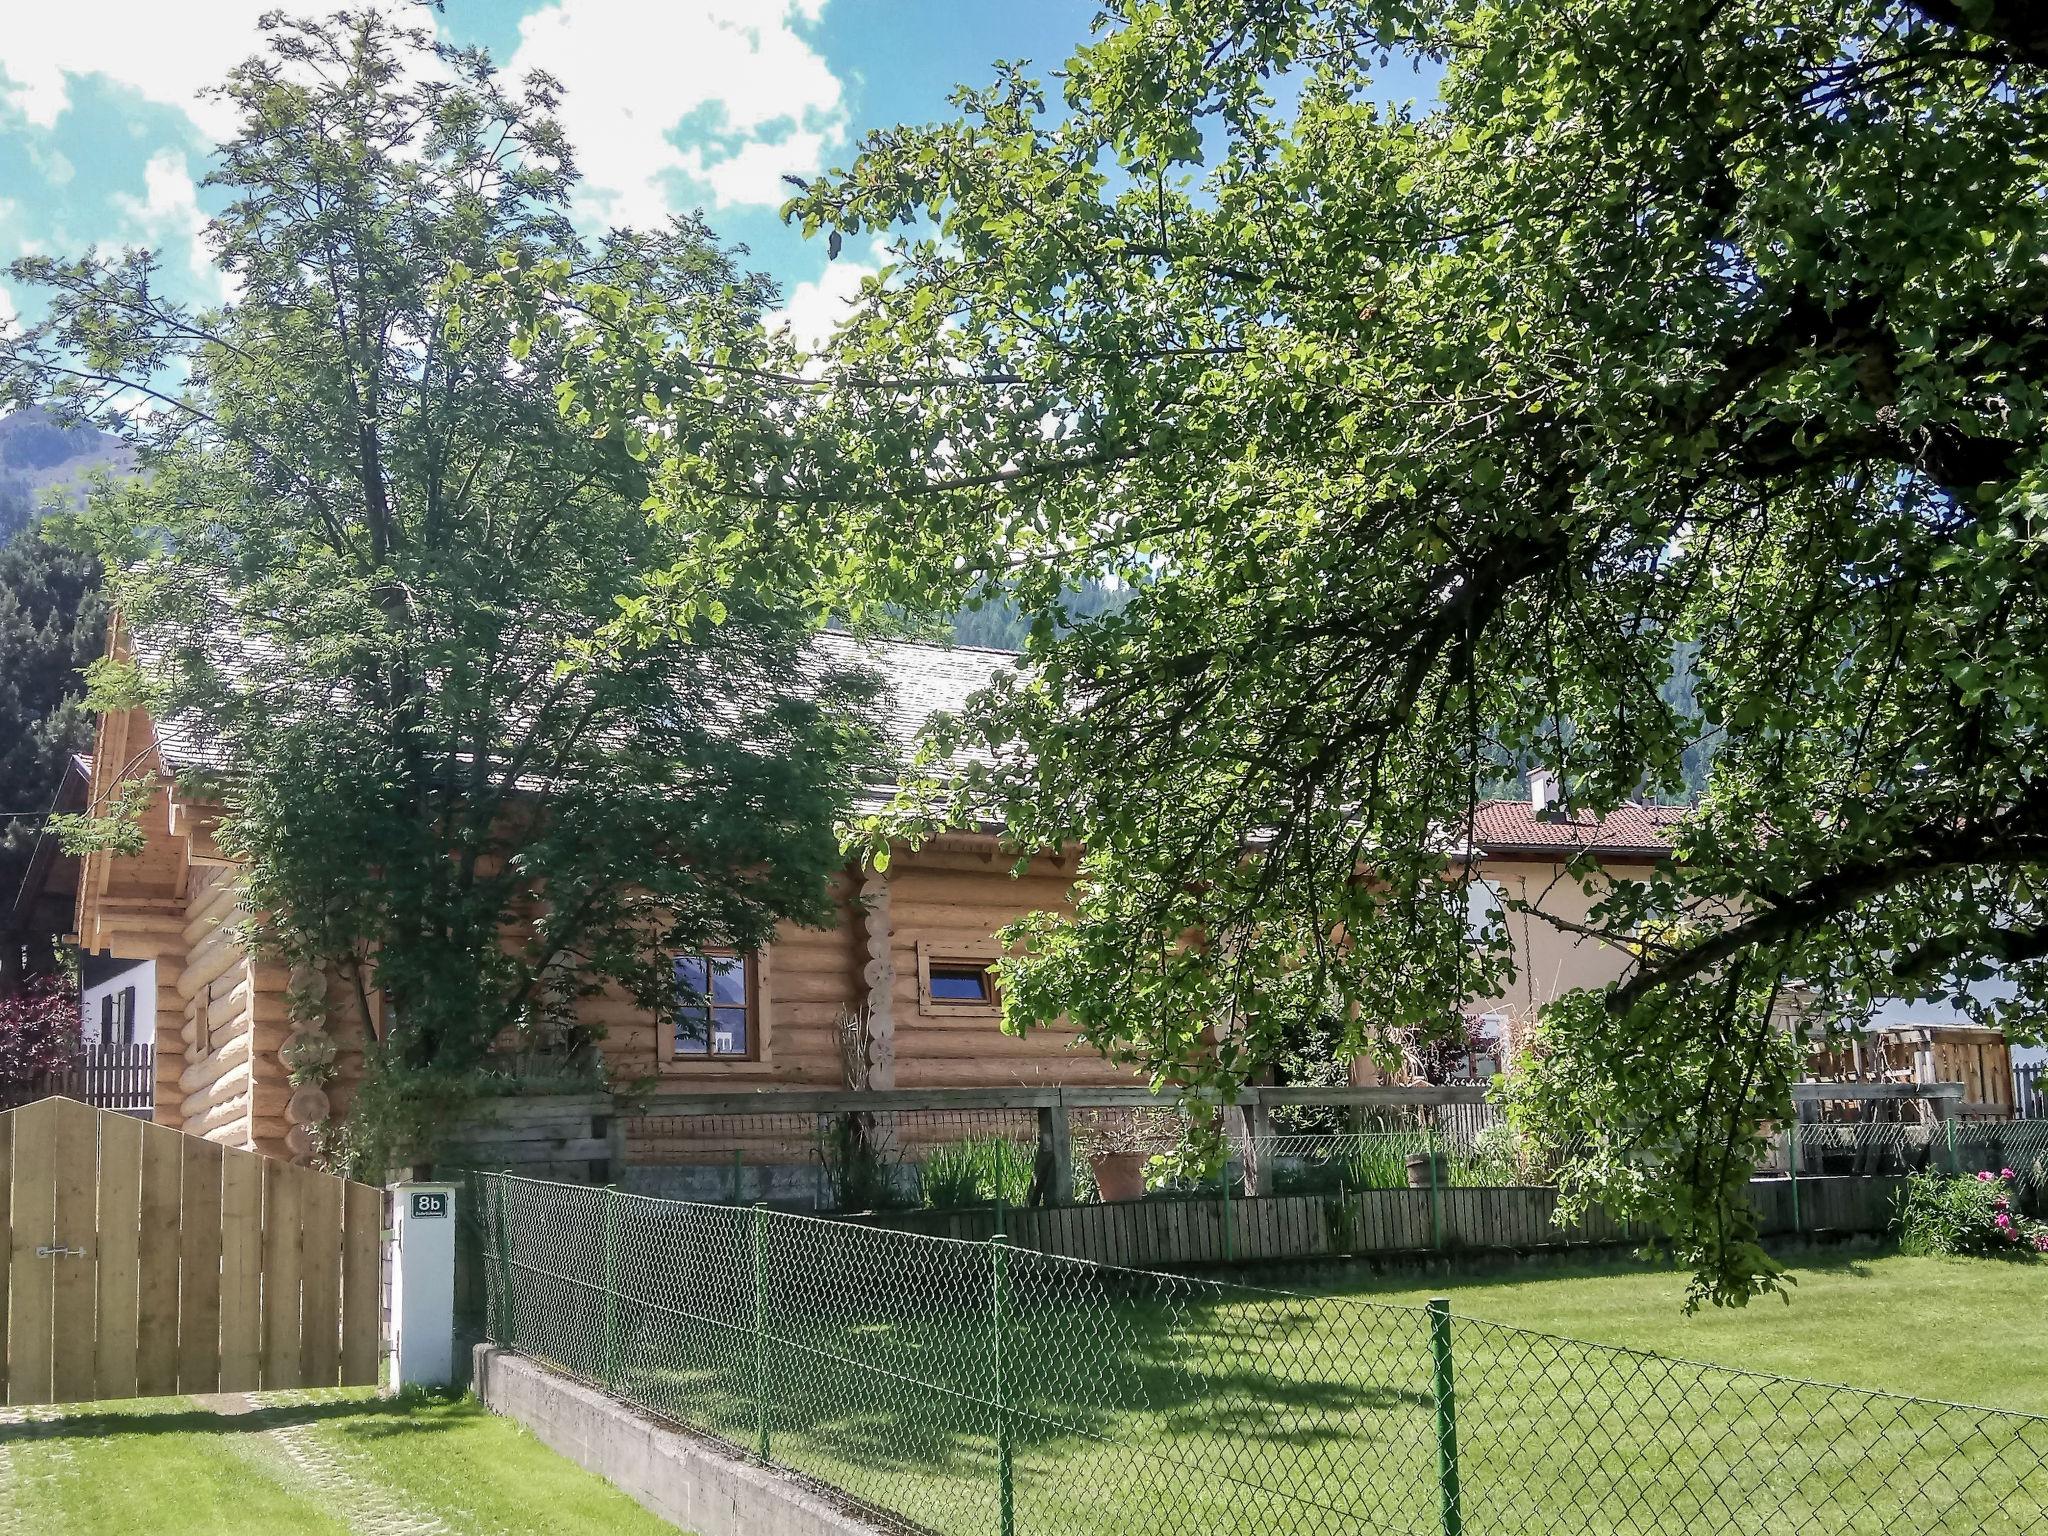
[0,1388,685,1536]
[1315,1250,2048,1415]
[502,1243,2048,1536]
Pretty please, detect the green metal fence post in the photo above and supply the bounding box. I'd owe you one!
[1947,1116,1960,1174]
[490,1175,518,1349]
[753,1202,772,1462]
[992,1232,1016,1536]
[1427,1298,1464,1536]
[602,1184,621,1393]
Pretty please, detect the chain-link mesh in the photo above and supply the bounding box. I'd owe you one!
[469,1171,2048,1536]
[1753,1119,2048,1204]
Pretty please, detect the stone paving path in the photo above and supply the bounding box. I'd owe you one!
[243,1392,454,1536]
[0,1407,65,1536]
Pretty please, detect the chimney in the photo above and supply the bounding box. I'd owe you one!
[1529,768,1562,817]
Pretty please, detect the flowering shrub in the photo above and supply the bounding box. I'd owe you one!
[0,975,81,1084]
[1897,1168,2048,1257]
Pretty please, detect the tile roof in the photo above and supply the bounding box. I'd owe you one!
[1465,799,1683,859]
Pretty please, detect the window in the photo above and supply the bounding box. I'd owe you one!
[672,952,756,1059]
[927,961,996,1005]
[916,940,1003,1018]
[98,987,137,1047]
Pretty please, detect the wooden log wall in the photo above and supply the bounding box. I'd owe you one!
[582,869,866,1094]
[591,841,1148,1141]
[882,844,1134,1091]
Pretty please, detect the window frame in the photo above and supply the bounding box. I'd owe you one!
[660,948,773,1069]
[916,938,1004,1020]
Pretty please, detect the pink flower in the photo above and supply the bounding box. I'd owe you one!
[2002,1168,2016,1180]
[1978,1170,1995,1181]
[2035,1234,2048,1253]
[1996,1196,2011,1211]
[1996,1213,2012,1228]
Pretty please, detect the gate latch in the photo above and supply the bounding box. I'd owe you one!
[35,1244,85,1260]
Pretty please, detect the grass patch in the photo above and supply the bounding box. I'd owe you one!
[506,1241,2048,1535]
[0,1387,684,1536]
[1303,1249,2048,1415]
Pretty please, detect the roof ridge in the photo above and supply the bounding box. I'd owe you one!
[819,630,1025,660]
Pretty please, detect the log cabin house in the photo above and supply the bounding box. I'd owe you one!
[73,619,1724,1162]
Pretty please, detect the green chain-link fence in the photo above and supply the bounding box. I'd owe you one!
[468,1170,2048,1535]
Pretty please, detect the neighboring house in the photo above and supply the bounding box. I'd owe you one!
[1340,771,1691,1085]
[1455,773,1689,1069]
[80,955,154,1049]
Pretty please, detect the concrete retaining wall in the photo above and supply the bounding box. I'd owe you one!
[472,1344,890,1536]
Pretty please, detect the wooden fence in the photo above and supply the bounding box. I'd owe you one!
[442,1093,619,1183]
[851,1175,1908,1270]
[2,1096,382,1405]
[2018,1062,2047,1120]
[0,1043,154,1115]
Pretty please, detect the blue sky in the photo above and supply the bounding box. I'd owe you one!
[0,1,1106,339]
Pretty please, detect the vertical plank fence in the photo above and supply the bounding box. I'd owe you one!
[2017,1061,2046,1120]
[0,1044,155,1115]
[2,1096,381,1406]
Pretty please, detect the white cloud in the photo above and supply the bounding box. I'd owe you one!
[509,0,846,221]
[113,151,212,276]
[0,3,285,141]
[774,241,884,352]
[28,143,74,187]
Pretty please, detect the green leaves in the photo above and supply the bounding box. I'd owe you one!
[719,0,2048,1303]
[5,11,883,1179]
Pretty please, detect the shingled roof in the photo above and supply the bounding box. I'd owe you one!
[124,611,1684,859]
[128,615,1024,796]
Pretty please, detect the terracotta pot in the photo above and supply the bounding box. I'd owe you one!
[1090,1151,1148,1204]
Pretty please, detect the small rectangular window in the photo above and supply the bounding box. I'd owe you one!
[673,952,755,1059]
[100,993,115,1047]
[118,987,136,1046]
[927,962,996,1005]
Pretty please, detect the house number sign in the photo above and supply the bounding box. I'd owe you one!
[410,1190,450,1219]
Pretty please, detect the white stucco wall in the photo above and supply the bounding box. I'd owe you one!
[80,958,155,1048]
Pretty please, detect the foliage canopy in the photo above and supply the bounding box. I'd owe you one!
[559,0,2048,1302]
[1,12,879,1172]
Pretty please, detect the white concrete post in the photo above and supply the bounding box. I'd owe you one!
[389,1181,458,1392]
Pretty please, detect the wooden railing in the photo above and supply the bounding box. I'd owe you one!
[444,1079,1981,1191]
[0,1043,155,1115]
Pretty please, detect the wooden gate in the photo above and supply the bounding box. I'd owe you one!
[1,1096,381,1405]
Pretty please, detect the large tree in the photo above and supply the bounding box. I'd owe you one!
[1,10,878,1172]
[565,0,2048,1301]
[0,534,102,913]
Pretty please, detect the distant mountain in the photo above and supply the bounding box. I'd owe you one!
[0,408,135,544]
[948,579,1133,650]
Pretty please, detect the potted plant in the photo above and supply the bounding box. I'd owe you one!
[1074,1108,1171,1203]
